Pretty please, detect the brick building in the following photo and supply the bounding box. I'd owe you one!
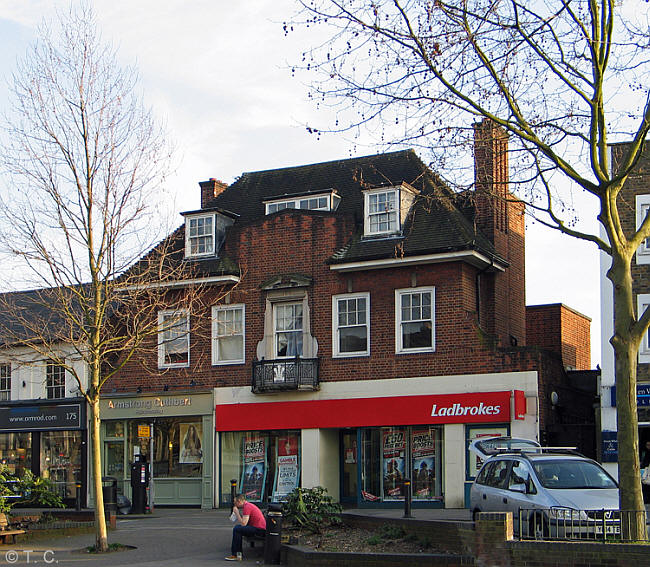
[90,120,595,510]
[600,142,650,475]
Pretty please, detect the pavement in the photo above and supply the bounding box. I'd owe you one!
[0,507,472,566]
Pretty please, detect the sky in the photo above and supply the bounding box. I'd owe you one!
[0,0,602,366]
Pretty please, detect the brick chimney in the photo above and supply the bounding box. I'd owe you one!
[474,119,509,241]
[473,119,526,348]
[199,178,228,209]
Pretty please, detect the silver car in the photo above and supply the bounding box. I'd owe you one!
[469,437,620,538]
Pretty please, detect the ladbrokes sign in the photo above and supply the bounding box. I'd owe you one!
[216,390,517,431]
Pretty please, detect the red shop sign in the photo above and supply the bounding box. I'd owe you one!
[215,391,512,432]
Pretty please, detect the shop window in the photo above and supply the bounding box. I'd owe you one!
[274,303,303,358]
[0,364,11,401]
[126,418,203,479]
[360,425,442,502]
[395,287,435,353]
[158,310,190,368]
[332,293,370,357]
[0,432,31,477]
[220,430,301,505]
[40,431,82,499]
[212,304,245,365]
[46,362,65,399]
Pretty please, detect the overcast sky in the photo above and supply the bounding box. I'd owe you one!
[0,0,602,366]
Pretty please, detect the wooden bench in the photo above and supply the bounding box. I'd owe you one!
[0,513,25,544]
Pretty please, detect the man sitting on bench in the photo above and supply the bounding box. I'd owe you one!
[225,493,266,561]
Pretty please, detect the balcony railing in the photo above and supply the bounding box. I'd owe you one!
[252,358,320,393]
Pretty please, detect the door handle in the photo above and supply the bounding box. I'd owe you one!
[503,498,508,503]
[482,494,486,500]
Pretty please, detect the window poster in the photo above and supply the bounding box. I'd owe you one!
[411,428,435,498]
[273,434,300,502]
[382,428,405,498]
[179,423,203,464]
[241,436,266,501]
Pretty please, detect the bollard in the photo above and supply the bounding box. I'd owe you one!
[403,478,412,518]
[264,503,283,565]
[230,479,238,507]
[75,483,82,511]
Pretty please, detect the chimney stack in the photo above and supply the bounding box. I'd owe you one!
[473,119,509,241]
[199,178,228,209]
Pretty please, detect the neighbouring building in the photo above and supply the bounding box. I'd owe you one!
[100,119,595,509]
[599,141,650,477]
[0,289,88,507]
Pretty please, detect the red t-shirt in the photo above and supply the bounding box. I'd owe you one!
[243,502,266,530]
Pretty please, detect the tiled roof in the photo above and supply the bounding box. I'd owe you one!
[209,149,505,267]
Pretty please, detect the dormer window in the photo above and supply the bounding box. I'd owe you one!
[188,214,214,256]
[265,191,341,215]
[363,184,417,237]
[183,211,234,259]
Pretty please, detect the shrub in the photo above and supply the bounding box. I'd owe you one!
[282,486,342,533]
[0,466,64,511]
[18,471,65,508]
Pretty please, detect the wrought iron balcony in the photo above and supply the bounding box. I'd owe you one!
[252,358,320,393]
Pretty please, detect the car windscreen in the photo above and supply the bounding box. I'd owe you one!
[532,459,618,489]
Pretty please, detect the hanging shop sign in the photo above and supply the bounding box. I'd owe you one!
[216,391,513,431]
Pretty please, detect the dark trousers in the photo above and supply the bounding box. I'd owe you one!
[231,525,265,555]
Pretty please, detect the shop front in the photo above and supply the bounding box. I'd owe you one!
[0,398,87,507]
[99,391,214,508]
[215,372,538,508]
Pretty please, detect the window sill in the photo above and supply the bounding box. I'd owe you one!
[396,348,435,355]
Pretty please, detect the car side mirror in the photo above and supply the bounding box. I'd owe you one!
[510,483,527,493]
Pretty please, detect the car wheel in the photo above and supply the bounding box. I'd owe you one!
[528,512,549,539]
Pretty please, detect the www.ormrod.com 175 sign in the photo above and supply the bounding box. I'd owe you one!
[0,402,83,431]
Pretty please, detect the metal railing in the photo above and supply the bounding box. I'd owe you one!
[518,508,647,542]
[252,358,319,393]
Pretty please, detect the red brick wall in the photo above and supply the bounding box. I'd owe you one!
[611,143,650,382]
[526,304,591,370]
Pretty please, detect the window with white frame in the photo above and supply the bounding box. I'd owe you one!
[46,362,65,399]
[0,364,10,401]
[332,293,370,357]
[637,195,650,264]
[274,303,303,358]
[158,310,190,368]
[639,294,650,364]
[265,192,340,215]
[186,214,215,256]
[212,304,245,365]
[365,189,398,235]
[395,287,435,353]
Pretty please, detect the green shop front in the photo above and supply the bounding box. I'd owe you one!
[99,391,214,508]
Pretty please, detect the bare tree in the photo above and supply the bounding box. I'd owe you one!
[0,4,189,551]
[290,0,650,537]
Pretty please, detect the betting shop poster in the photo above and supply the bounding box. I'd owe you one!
[382,429,406,498]
[411,428,435,498]
[241,436,266,501]
[272,433,300,502]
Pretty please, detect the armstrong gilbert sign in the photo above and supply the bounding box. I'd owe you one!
[101,393,212,418]
[215,391,526,432]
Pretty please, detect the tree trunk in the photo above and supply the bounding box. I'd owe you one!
[611,256,647,540]
[90,397,108,551]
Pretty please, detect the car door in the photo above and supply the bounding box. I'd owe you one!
[503,459,538,530]
[479,458,511,512]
